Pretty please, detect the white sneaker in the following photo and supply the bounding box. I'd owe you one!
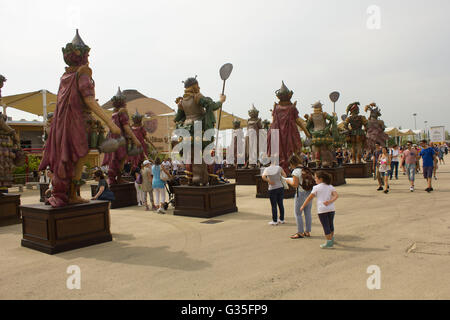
[410,186,414,192]
[279,220,285,224]
[268,221,279,226]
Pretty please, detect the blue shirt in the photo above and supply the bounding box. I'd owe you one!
[420,147,435,167]
[152,165,165,189]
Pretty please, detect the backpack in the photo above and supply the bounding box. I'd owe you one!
[300,167,316,191]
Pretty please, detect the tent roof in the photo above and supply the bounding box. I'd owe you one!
[1,90,57,116]
[148,110,247,130]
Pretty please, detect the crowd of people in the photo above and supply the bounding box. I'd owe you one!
[260,141,448,250]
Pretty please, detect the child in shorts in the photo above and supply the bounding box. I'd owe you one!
[300,171,339,249]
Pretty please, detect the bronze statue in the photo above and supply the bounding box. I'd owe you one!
[304,101,338,168]
[365,102,389,151]
[343,102,368,164]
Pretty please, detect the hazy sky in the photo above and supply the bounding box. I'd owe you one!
[1,0,449,131]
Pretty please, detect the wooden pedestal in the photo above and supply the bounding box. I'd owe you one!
[39,183,49,202]
[223,166,236,179]
[343,163,372,178]
[255,175,296,199]
[91,182,137,209]
[311,167,346,186]
[0,194,21,226]
[236,168,261,185]
[20,201,112,254]
[173,184,238,218]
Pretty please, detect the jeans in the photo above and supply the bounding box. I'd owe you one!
[405,163,416,182]
[294,190,312,233]
[269,187,285,222]
[390,161,399,179]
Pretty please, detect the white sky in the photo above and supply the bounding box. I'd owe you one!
[1,0,449,131]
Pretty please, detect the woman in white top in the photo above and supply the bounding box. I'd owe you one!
[389,145,400,180]
[286,154,313,239]
[262,162,287,225]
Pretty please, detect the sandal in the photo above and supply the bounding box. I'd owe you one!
[290,233,305,239]
[304,232,311,237]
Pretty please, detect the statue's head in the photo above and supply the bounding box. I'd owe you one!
[311,101,324,112]
[262,119,271,130]
[365,102,381,119]
[275,81,293,102]
[183,76,200,93]
[111,87,126,109]
[132,109,144,125]
[346,102,360,115]
[0,75,6,89]
[232,118,241,129]
[62,29,91,67]
[248,104,259,118]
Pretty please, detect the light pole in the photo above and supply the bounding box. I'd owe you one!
[413,113,417,130]
[424,121,428,140]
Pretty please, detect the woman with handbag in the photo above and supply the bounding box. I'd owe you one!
[262,162,287,225]
[92,170,115,201]
[142,160,156,211]
[152,158,171,214]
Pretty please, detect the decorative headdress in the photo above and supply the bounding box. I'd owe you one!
[62,29,91,67]
[311,101,324,109]
[111,87,126,109]
[248,104,260,118]
[232,117,241,129]
[275,81,294,102]
[346,102,360,115]
[183,76,198,89]
[132,109,144,124]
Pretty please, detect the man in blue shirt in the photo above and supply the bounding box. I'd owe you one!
[419,140,436,192]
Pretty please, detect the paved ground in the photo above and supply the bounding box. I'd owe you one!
[1,156,449,300]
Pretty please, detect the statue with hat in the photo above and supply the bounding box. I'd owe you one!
[38,30,121,207]
[267,81,310,174]
[101,87,142,185]
[128,109,158,170]
[343,102,368,164]
[244,104,263,169]
[174,76,226,185]
[0,75,26,190]
[365,102,388,152]
[304,101,339,168]
[227,117,242,167]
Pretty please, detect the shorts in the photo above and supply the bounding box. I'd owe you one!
[379,171,389,177]
[423,166,433,179]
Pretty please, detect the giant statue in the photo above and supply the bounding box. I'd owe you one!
[0,75,25,190]
[102,88,142,185]
[174,76,226,185]
[227,117,242,166]
[267,81,310,174]
[39,30,121,207]
[128,110,157,170]
[365,102,389,151]
[244,104,263,169]
[343,102,368,164]
[304,101,338,168]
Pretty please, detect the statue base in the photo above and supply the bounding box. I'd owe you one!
[0,194,21,227]
[223,166,236,179]
[343,163,372,178]
[173,184,238,218]
[255,175,296,199]
[311,167,346,186]
[91,182,137,209]
[20,201,112,255]
[236,168,261,185]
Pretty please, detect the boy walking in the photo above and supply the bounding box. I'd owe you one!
[419,140,436,193]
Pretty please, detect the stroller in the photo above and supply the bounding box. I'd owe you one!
[163,175,181,210]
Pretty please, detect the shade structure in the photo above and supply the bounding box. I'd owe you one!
[149,110,247,131]
[386,128,418,137]
[1,90,57,117]
[385,127,400,137]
